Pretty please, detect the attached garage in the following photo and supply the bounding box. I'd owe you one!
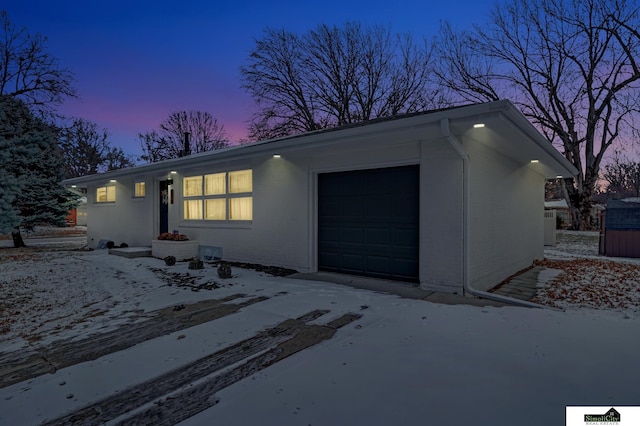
[318,165,419,282]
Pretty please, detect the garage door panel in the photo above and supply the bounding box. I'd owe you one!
[318,165,419,282]
[319,199,341,218]
[341,197,365,218]
[318,226,341,244]
[341,227,364,244]
[367,171,392,193]
[367,196,392,218]
[366,257,390,275]
[341,254,366,272]
[392,259,419,280]
[367,227,390,245]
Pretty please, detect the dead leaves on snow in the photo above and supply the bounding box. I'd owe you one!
[532,258,640,311]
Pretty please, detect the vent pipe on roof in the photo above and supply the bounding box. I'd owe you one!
[183,132,191,157]
[439,118,552,309]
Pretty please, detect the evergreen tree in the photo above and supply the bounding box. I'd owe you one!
[0,96,77,247]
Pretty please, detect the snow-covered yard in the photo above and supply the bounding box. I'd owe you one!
[0,229,638,425]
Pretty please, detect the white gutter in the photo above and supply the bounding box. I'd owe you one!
[439,118,554,309]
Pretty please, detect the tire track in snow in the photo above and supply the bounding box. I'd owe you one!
[0,294,268,388]
[43,310,362,426]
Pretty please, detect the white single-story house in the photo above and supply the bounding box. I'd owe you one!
[63,100,577,295]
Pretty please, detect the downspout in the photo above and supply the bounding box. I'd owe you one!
[440,118,550,309]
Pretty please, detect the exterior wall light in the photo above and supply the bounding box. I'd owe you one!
[473,123,485,128]
[273,154,281,158]
[109,179,117,183]
[530,160,539,163]
[170,171,177,174]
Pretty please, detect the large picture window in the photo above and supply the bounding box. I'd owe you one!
[96,186,115,203]
[183,169,252,221]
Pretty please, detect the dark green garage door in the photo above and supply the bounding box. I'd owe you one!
[318,165,419,282]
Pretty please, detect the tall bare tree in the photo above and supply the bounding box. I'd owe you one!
[58,118,135,178]
[241,22,440,140]
[435,0,640,229]
[139,111,229,163]
[0,10,76,117]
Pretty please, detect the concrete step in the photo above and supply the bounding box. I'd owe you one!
[109,246,152,258]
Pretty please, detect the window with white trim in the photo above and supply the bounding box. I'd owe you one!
[183,169,252,221]
[134,181,146,197]
[96,185,116,203]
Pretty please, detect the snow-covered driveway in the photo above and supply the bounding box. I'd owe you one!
[0,233,638,425]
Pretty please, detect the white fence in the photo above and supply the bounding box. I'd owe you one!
[544,210,556,246]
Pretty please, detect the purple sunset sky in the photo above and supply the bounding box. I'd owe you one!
[5,0,494,159]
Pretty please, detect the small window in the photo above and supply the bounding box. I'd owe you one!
[96,186,115,203]
[184,176,203,197]
[229,197,253,220]
[205,173,226,195]
[134,181,146,197]
[184,200,203,219]
[205,199,226,220]
[229,170,252,193]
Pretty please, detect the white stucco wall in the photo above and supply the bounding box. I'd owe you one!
[466,139,545,292]
[86,178,154,248]
[419,137,464,293]
[175,134,428,272]
[175,156,311,270]
[80,117,552,294]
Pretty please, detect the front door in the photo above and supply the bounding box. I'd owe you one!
[159,180,169,234]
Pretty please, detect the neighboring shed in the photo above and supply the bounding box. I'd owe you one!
[601,199,640,258]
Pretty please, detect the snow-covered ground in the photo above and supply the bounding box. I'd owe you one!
[0,230,638,425]
[535,230,640,313]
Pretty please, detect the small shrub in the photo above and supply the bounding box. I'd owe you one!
[188,258,203,270]
[217,263,232,278]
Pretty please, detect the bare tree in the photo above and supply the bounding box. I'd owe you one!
[103,146,135,172]
[435,0,640,229]
[602,155,640,198]
[58,118,135,178]
[139,111,229,163]
[0,10,76,117]
[241,22,440,140]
